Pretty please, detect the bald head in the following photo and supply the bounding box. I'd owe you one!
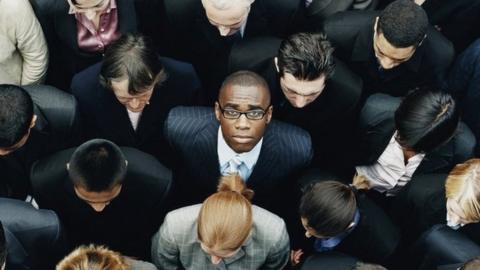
[219,71,270,102]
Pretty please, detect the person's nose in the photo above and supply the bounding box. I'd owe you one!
[218,26,230,36]
[380,56,396,69]
[211,255,222,265]
[294,96,308,108]
[128,98,141,109]
[90,202,107,212]
[234,114,250,129]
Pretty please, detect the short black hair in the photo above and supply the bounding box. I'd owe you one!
[0,84,34,148]
[99,33,167,95]
[378,0,428,48]
[278,33,335,81]
[219,70,271,101]
[395,89,459,153]
[0,221,6,266]
[299,181,357,237]
[68,139,127,192]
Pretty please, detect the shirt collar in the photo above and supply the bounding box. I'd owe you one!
[217,127,263,171]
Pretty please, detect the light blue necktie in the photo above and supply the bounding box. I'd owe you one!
[227,156,250,181]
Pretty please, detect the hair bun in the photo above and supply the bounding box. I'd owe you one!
[217,173,254,201]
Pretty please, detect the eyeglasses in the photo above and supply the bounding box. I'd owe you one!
[217,103,270,120]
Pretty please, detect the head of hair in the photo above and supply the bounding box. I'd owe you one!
[445,159,480,222]
[0,84,34,148]
[219,70,270,101]
[0,221,6,267]
[378,0,428,47]
[197,174,254,252]
[394,89,459,153]
[56,244,132,270]
[99,33,167,95]
[300,181,357,237]
[353,262,388,270]
[460,257,480,270]
[277,33,335,81]
[201,0,254,10]
[68,139,127,192]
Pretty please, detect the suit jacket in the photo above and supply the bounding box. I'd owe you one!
[323,11,454,96]
[30,0,137,90]
[31,147,172,260]
[151,204,290,270]
[301,251,359,270]
[0,198,66,270]
[71,57,202,165]
[0,85,80,199]
[165,106,313,211]
[354,93,475,174]
[163,0,303,102]
[229,36,363,167]
[410,225,480,270]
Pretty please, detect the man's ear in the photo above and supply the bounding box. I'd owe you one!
[30,114,37,129]
[214,102,221,121]
[265,105,273,124]
[374,17,379,34]
[274,57,280,73]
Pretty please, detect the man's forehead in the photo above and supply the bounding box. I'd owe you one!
[219,85,269,105]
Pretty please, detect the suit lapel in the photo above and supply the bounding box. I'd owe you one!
[194,122,221,188]
[416,141,453,174]
[247,125,279,189]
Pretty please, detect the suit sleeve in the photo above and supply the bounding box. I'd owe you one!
[151,216,181,270]
[14,0,48,85]
[262,221,290,270]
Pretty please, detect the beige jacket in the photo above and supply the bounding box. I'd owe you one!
[0,0,48,85]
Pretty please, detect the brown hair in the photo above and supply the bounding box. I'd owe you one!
[56,245,132,270]
[445,159,480,222]
[197,174,254,252]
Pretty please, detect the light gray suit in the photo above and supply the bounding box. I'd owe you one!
[151,204,290,270]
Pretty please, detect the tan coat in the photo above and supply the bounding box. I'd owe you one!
[0,0,48,85]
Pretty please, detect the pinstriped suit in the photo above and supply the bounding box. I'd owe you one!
[165,106,313,211]
[151,204,290,270]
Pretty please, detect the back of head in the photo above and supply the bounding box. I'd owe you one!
[394,89,459,153]
[461,256,480,270]
[0,221,6,268]
[219,70,270,100]
[445,159,480,222]
[56,245,132,270]
[353,262,388,270]
[378,0,428,48]
[0,84,34,148]
[201,0,254,10]
[68,139,127,192]
[99,33,166,95]
[198,174,254,251]
[278,33,335,80]
[300,181,357,237]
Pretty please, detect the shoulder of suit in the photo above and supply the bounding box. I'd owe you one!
[267,120,312,151]
[71,62,102,95]
[251,205,287,240]
[325,11,377,33]
[163,204,201,239]
[168,106,216,124]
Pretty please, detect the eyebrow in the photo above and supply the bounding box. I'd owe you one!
[223,103,265,110]
[374,42,411,62]
[285,87,321,96]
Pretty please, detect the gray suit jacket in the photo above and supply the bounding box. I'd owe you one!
[151,204,290,270]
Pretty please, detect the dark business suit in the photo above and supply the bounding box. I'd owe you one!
[354,94,475,174]
[31,147,172,260]
[163,0,303,102]
[71,57,202,165]
[0,85,80,199]
[323,11,454,96]
[409,225,480,270]
[229,37,363,168]
[301,252,359,270]
[0,198,66,270]
[30,0,137,90]
[164,106,313,212]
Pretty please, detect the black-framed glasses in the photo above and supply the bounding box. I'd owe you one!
[217,103,270,120]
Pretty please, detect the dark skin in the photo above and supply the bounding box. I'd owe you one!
[214,83,273,153]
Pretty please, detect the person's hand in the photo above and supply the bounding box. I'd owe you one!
[352,174,371,190]
[290,249,304,267]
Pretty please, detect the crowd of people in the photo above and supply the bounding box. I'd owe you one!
[1,0,480,269]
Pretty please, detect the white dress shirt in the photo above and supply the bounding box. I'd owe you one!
[127,109,142,131]
[356,132,425,196]
[217,127,263,181]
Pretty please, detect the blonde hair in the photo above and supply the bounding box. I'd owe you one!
[445,159,480,222]
[56,245,132,270]
[197,174,254,252]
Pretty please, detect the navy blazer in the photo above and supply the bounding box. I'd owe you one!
[0,198,66,270]
[164,106,313,211]
[71,57,202,165]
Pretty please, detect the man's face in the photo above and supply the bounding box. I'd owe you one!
[74,184,122,212]
[110,78,155,113]
[203,0,250,36]
[68,0,109,20]
[373,18,416,70]
[200,242,241,265]
[215,84,272,153]
[300,217,324,239]
[0,115,37,156]
[279,72,326,108]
